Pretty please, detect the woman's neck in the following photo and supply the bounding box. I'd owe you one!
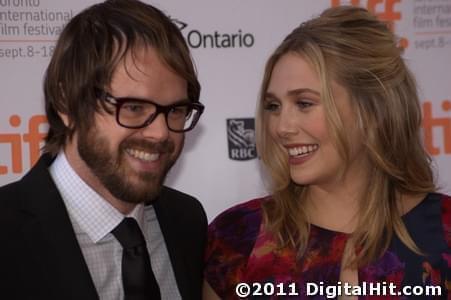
[303,161,371,233]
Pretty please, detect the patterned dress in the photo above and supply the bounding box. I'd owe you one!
[205,193,451,299]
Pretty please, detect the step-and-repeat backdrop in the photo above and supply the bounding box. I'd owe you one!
[1,0,450,220]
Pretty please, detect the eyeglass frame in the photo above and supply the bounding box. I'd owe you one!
[95,88,205,132]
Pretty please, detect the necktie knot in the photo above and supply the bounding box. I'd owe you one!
[111,217,161,299]
[112,217,146,249]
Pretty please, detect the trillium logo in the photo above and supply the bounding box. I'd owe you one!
[172,18,187,31]
[227,118,257,161]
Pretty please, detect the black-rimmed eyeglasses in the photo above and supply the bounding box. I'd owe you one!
[95,89,204,132]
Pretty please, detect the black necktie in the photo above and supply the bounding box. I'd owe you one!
[111,217,161,300]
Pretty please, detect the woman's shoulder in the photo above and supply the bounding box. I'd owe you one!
[436,192,451,244]
[436,192,451,211]
[404,192,451,245]
[403,192,450,217]
[207,196,271,249]
[422,192,451,225]
[205,196,272,298]
[209,196,269,230]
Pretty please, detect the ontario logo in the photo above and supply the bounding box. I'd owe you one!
[227,118,257,161]
[171,17,255,49]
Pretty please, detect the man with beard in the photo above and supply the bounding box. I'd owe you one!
[0,1,206,300]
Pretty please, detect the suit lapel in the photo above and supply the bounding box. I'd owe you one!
[153,198,191,299]
[19,155,99,300]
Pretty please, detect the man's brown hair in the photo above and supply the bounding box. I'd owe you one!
[43,0,200,155]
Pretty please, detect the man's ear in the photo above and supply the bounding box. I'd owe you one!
[58,82,70,127]
[58,112,70,127]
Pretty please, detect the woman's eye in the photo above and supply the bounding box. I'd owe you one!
[297,100,313,109]
[263,102,280,112]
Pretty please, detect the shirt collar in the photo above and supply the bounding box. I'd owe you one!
[49,151,145,243]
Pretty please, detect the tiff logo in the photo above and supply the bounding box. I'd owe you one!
[0,114,47,174]
[331,0,408,48]
[422,100,451,155]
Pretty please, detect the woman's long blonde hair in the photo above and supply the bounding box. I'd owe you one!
[256,6,435,267]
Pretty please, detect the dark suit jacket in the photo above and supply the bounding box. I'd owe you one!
[0,154,207,300]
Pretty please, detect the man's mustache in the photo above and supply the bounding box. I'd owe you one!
[120,138,175,154]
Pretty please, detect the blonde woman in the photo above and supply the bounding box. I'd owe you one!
[204,6,450,299]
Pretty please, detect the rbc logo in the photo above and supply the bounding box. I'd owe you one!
[227,118,257,161]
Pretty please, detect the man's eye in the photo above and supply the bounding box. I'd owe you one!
[123,103,145,112]
[169,106,189,117]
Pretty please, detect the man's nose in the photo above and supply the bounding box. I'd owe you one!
[139,113,170,141]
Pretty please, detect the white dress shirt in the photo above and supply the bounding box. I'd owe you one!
[49,152,181,300]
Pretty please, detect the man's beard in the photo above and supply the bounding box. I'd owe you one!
[77,127,178,205]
